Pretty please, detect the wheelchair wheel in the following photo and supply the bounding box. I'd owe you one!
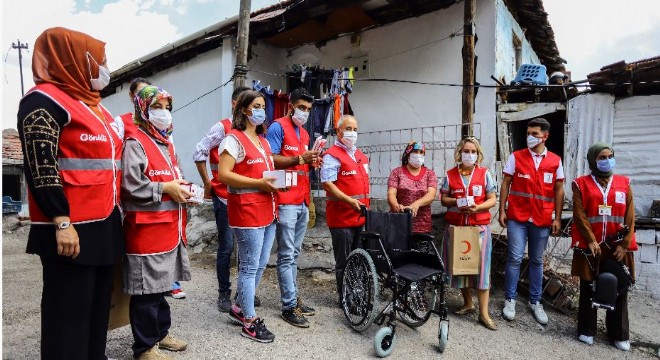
[398,279,435,328]
[342,248,380,332]
[374,326,396,358]
[438,320,449,353]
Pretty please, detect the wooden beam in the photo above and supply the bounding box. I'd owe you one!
[461,0,476,137]
[498,103,566,122]
[234,0,251,89]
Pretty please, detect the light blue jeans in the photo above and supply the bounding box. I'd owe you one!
[504,219,550,304]
[233,222,276,319]
[276,204,309,310]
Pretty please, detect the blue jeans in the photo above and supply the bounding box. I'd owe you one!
[213,196,234,294]
[276,204,309,310]
[233,222,276,319]
[504,219,550,303]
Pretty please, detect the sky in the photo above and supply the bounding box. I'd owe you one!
[2,0,659,130]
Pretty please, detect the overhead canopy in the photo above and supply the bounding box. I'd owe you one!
[103,0,565,97]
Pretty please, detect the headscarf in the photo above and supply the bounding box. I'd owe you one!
[401,141,425,166]
[133,85,173,144]
[32,27,106,118]
[587,142,614,178]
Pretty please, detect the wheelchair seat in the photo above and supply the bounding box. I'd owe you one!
[391,252,443,282]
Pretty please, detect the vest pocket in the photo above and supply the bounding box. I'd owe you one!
[135,211,175,224]
[61,169,108,185]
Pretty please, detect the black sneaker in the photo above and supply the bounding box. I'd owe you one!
[281,308,310,328]
[227,305,244,326]
[241,318,275,343]
[296,297,316,316]
[218,290,232,313]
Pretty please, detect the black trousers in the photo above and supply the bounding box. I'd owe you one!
[577,279,629,341]
[329,227,362,296]
[40,257,114,360]
[129,293,171,357]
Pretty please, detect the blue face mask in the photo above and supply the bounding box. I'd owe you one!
[248,108,266,126]
[596,158,616,172]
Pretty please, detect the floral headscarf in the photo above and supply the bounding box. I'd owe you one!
[133,85,173,144]
[401,141,426,166]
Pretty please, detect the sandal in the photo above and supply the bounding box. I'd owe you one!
[478,315,498,331]
[453,305,476,315]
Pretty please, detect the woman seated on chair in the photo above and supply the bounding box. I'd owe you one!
[387,141,437,234]
[571,142,637,351]
[440,136,497,330]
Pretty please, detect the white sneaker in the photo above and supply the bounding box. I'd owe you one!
[528,302,548,325]
[171,289,187,299]
[502,299,516,321]
[578,335,594,345]
[614,340,631,351]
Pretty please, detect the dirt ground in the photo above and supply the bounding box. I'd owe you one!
[3,224,659,359]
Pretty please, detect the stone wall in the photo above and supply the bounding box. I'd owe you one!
[633,229,660,300]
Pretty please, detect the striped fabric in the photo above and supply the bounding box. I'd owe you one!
[441,224,493,290]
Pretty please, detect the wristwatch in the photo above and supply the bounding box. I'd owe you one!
[55,221,71,230]
[298,155,305,165]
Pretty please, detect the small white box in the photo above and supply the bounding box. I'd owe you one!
[456,196,475,208]
[263,170,287,188]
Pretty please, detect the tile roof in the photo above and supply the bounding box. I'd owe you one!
[2,129,23,165]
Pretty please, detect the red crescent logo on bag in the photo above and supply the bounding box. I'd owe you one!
[461,240,472,254]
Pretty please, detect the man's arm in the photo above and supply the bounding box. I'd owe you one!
[323,181,362,212]
[552,179,565,235]
[498,175,512,228]
[192,122,225,198]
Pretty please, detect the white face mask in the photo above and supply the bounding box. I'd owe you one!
[461,152,478,166]
[87,52,110,91]
[527,134,543,149]
[292,108,310,127]
[148,109,172,131]
[341,131,358,147]
[409,153,424,168]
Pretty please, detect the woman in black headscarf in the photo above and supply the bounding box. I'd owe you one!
[570,142,637,351]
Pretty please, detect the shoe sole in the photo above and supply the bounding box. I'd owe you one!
[172,295,186,299]
[280,314,310,328]
[227,313,244,326]
[299,310,315,316]
[159,344,187,352]
[240,331,274,343]
[501,310,515,321]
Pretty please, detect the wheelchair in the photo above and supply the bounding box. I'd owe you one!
[341,208,449,357]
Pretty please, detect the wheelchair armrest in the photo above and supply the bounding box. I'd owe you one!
[410,232,435,243]
[360,231,382,239]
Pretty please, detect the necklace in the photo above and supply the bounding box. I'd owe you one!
[459,166,473,176]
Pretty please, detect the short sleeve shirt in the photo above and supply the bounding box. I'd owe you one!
[387,166,438,233]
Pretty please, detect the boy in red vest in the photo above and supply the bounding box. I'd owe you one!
[498,117,564,325]
[320,115,370,303]
[265,88,320,328]
[193,86,251,312]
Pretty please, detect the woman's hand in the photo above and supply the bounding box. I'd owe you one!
[257,177,279,193]
[587,241,601,257]
[613,245,626,262]
[462,204,481,214]
[393,203,406,212]
[406,203,420,217]
[163,179,193,203]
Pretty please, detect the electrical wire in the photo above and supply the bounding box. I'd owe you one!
[172,74,235,113]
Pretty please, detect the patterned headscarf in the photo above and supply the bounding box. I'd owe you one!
[401,141,426,166]
[133,85,173,144]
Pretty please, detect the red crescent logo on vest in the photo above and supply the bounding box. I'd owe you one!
[461,240,472,254]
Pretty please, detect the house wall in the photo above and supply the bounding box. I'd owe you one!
[103,0,534,193]
[494,0,542,84]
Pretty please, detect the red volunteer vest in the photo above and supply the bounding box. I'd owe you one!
[445,166,491,226]
[25,83,122,224]
[275,117,311,205]
[571,175,638,251]
[507,149,561,227]
[226,130,276,228]
[117,112,138,139]
[325,145,370,228]
[209,118,232,199]
[122,129,187,255]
